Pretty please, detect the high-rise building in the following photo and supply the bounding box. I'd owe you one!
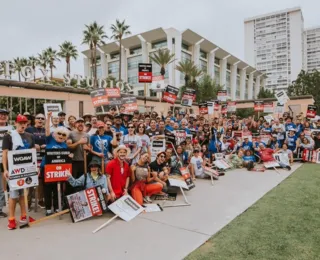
[244,7,304,91]
[305,26,320,72]
[83,27,266,100]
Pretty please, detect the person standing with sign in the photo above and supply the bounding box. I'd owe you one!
[0,109,13,218]
[120,123,142,165]
[41,112,71,216]
[106,145,131,201]
[2,114,35,230]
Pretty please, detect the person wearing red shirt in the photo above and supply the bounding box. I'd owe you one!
[106,145,131,201]
[258,143,291,170]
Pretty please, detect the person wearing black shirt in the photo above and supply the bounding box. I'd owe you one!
[149,151,170,189]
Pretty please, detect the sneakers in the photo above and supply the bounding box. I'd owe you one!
[286,165,292,171]
[19,215,35,224]
[46,210,53,216]
[38,201,45,209]
[143,196,152,203]
[8,219,17,230]
[0,211,8,218]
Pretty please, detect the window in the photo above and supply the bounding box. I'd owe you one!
[200,60,207,73]
[130,47,142,55]
[108,61,119,74]
[149,90,157,97]
[181,51,191,62]
[127,55,142,70]
[182,43,189,51]
[215,57,220,65]
[152,40,167,49]
[200,50,207,59]
[138,90,144,96]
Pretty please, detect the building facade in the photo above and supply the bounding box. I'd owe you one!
[305,26,320,72]
[244,7,304,91]
[83,27,266,101]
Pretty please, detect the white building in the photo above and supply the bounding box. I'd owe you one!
[304,26,320,72]
[244,7,304,91]
[82,27,266,100]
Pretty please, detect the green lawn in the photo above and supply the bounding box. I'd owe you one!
[186,164,320,260]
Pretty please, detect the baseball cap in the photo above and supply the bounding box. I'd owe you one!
[75,117,84,123]
[15,114,28,123]
[23,112,30,116]
[58,111,66,116]
[0,109,9,114]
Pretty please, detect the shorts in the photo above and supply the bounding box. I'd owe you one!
[10,189,24,199]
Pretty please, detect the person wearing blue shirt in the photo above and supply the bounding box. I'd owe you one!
[112,115,128,135]
[179,119,191,134]
[286,129,298,151]
[164,117,174,132]
[267,135,280,150]
[241,137,253,151]
[285,117,296,132]
[90,121,117,164]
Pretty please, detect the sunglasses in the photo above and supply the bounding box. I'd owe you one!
[159,155,165,158]
[106,124,112,126]
[57,132,67,137]
[36,117,45,120]
[128,126,135,129]
[138,127,145,129]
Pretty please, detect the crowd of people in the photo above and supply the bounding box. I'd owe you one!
[0,106,320,230]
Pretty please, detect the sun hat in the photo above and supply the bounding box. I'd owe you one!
[114,145,131,155]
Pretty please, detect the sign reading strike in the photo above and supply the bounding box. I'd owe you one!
[66,186,108,223]
[138,63,152,83]
[254,101,264,112]
[306,105,317,119]
[122,97,138,112]
[163,85,179,104]
[43,103,62,117]
[8,149,38,190]
[44,149,72,183]
[90,89,109,107]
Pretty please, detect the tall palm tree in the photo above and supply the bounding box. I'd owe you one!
[58,41,78,74]
[82,21,108,87]
[175,59,195,86]
[28,56,39,81]
[38,51,49,70]
[190,66,203,87]
[110,19,131,81]
[43,47,60,80]
[149,48,175,76]
[13,57,28,81]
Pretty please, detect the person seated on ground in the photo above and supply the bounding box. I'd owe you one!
[267,134,280,150]
[201,144,211,160]
[258,143,291,170]
[190,148,207,179]
[241,136,253,151]
[228,149,245,169]
[220,136,231,154]
[175,145,189,166]
[130,152,163,205]
[275,143,293,166]
[66,160,110,202]
[242,150,256,170]
[149,151,170,191]
[296,136,314,151]
[313,131,320,151]
[185,136,193,156]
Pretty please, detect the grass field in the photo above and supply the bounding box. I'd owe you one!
[186,164,320,260]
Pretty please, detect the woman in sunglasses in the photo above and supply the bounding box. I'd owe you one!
[130,152,163,205]
[136,123,151,159]
[41,111,72,216]
[120,123,142,165]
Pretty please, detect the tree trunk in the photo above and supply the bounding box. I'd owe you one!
[18,71,21,82]
[66,57,70,74]
[33,65,36,81]
[161,66,165,76]
[94,45,97,88]
[119,38,122,82]
[50,64,53,80]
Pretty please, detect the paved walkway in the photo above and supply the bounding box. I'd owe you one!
[0,164,301,260]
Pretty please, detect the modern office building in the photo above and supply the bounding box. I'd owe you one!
[244,7,304,91]
[304,26,320,72]
[82,27,266,100]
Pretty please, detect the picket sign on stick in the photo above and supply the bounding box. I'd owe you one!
[100,140,105,174]
[29,209,70,226]
[92,215,119,234]
[161,178,191,208]
[57,182,62,220]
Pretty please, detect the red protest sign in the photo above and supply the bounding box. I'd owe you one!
[105,88,121,98]
[44,164,72,183]
[138,63,152,83]
[306,105,317,118]
[122,97,138,112]
[199,102,208,114]
[254,101,264,112]
[163,85,179,104]
[90,89,108,107]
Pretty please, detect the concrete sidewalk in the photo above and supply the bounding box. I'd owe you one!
[0,164,301,260]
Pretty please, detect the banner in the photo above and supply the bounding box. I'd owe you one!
[122,97,138,112]
[162,85,179,104]
[221,104,228,114]
[151,140,166,162]
[105,88,121,98]
[275,102,285,114]
[275,90,289,105]
[150,75,165,92]
[217,90,227,102]
[227,101,236,112]
[263,102,274,113]
[108,195,144,221]
[207,101,214,115]
[43,103,62,117]
[306,105,317,119]
[180,167,195,190]
[66,186,108,223]
[8,149,38,191]
[254,101,264,112]
[138,63,152,83]
[181,89,196,107]
[199,102,208,114]
[90,89,109,107]
[44,149,72,182]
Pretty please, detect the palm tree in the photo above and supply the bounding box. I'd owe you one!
[149,48,175,76]
[28,56,39,81]
[175,59,195,86]
[110,19,131,81]
[190,66,203,88]
[13,57,28,81]
[58,41,78,74]
[82,21,108,87]
[43,47,60,80]
[38,51,49,70]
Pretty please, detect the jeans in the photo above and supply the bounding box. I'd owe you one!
[0,173,5,211]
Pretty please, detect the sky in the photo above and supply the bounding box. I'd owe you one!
[0,0,319,78]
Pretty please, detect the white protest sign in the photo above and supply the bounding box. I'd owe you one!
[207,101,214,115]
[168,178,189,190]
[151,139,166,162]
[108,195,144,222]
[263,161,280,168]
[8,149,38,191]
[264,115,274,124]
[143,204,163,213]
[150,76,165,92]
[275,90,289,105]
[43,103,62,117]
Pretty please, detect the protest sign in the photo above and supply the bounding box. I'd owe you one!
[138,63,152,83]
[108,195,144,222]
[263,102,274,113]
[150,75,165,92]
[44,149,72,182]
[199,102,208,114]
[207,101,214,115]
[168,178,189,190]
[306,105,317,119]
[221,104,228,115]
[164,130,176,146]
[143,204,163,213]
[227,101,236,112]
[264,115,274,124]
[254,101,264,112]
[275,90,289,105]
[214,159,231,169]
[105,88,121,98]
[203,167,219,185]
[181,89,195,107]
[151,139,166,162]
[217,90,227,102]
[0,126,13,163]
[275,102,285,114]
[66,186,108,223]
[214,100,220,111]
[162,85,179,104]
[8,149,38,191]
[180,167,195,190]
[302,150,319,163]
[122,97,138,112]
[263,161,280,168]
[90,89,109,107]
[43,103,62,117]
